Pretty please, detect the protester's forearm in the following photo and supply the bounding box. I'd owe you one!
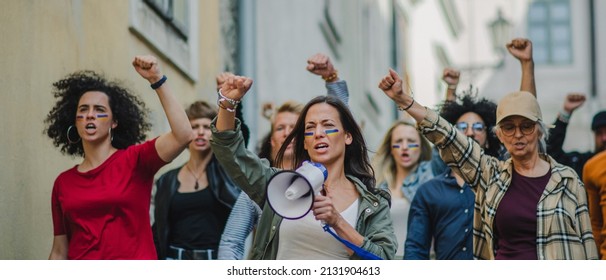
[520,60,536,97]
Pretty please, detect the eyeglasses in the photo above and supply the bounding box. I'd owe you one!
[499,121,536,136]
[455,122,486,133]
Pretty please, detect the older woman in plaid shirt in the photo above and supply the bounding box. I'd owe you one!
[379,69,598,260]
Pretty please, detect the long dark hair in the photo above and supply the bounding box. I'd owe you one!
[256,131,273,165]
[44,70,150,157]
[275,95,380,195]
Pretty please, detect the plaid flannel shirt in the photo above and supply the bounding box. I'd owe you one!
[418,109,598,260]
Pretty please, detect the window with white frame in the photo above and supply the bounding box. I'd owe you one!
[527,0,572,65]
[129,0,199,81]
[144,0,189,40]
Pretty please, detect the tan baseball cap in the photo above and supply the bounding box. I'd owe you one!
[496,91,543,124]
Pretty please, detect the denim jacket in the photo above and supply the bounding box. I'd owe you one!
[400,161,434,201]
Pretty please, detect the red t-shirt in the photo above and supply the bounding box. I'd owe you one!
[51,139,167,259]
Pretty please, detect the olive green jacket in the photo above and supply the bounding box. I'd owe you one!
[210,118,397,260]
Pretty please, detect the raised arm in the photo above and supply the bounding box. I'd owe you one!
[132,55,193,162]
[378,69,427,123]
[215,75,253,131]
[307,53,339,82]
[216,72,235,91]
[442,67,460,102]
[306,53,349,105]
[506,38,535,96]
[561,93,586,116]
[379,69,499,191]
[547,93,586,162]
[216,71,251,147]
[211,75,275,205]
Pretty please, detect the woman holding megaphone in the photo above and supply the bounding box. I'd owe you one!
[210,75,396,260]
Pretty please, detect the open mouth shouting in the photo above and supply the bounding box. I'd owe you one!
[85,123,97,134]
[193,137,208,147]
[399,151,414,163]
[314,142,329,153]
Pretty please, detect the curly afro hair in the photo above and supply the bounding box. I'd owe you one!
[437,86,500,158]
[44,70,151,157]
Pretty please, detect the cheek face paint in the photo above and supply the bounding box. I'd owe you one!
[392,144,401,149]
[97,114,109,119]
[407,143,420,150]
[325,129,339,136]
[76,115,85,121]
[304,132,314,138]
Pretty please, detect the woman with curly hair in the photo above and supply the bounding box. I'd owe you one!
[404,89,501,260]
[430,88,502,173]
[45,56,193,259]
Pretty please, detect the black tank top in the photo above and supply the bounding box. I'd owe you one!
[168,187,230,250]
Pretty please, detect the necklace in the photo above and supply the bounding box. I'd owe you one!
[185,163,202,190]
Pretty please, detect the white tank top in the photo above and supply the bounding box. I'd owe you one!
[277,199,359,259]
[390,196,411,259]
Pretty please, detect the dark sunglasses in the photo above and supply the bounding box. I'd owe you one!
[455,122,486,133]
[499,121,536,136]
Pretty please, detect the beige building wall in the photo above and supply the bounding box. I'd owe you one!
[0,0,222,259]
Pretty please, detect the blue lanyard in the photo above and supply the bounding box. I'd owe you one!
[322,224,383,260]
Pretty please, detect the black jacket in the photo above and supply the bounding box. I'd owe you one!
[547,118,594,178]
[152,155,241,259]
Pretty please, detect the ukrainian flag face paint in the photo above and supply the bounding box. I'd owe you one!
[303,103,352,163]
[75,114,108,121]
[304,128,340,138]
[76,91,116,141]
[325,129,339,136]
[390,124,423,169]
[391,143,419,150]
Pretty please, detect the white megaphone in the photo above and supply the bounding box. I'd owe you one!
[266,161,328,219]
